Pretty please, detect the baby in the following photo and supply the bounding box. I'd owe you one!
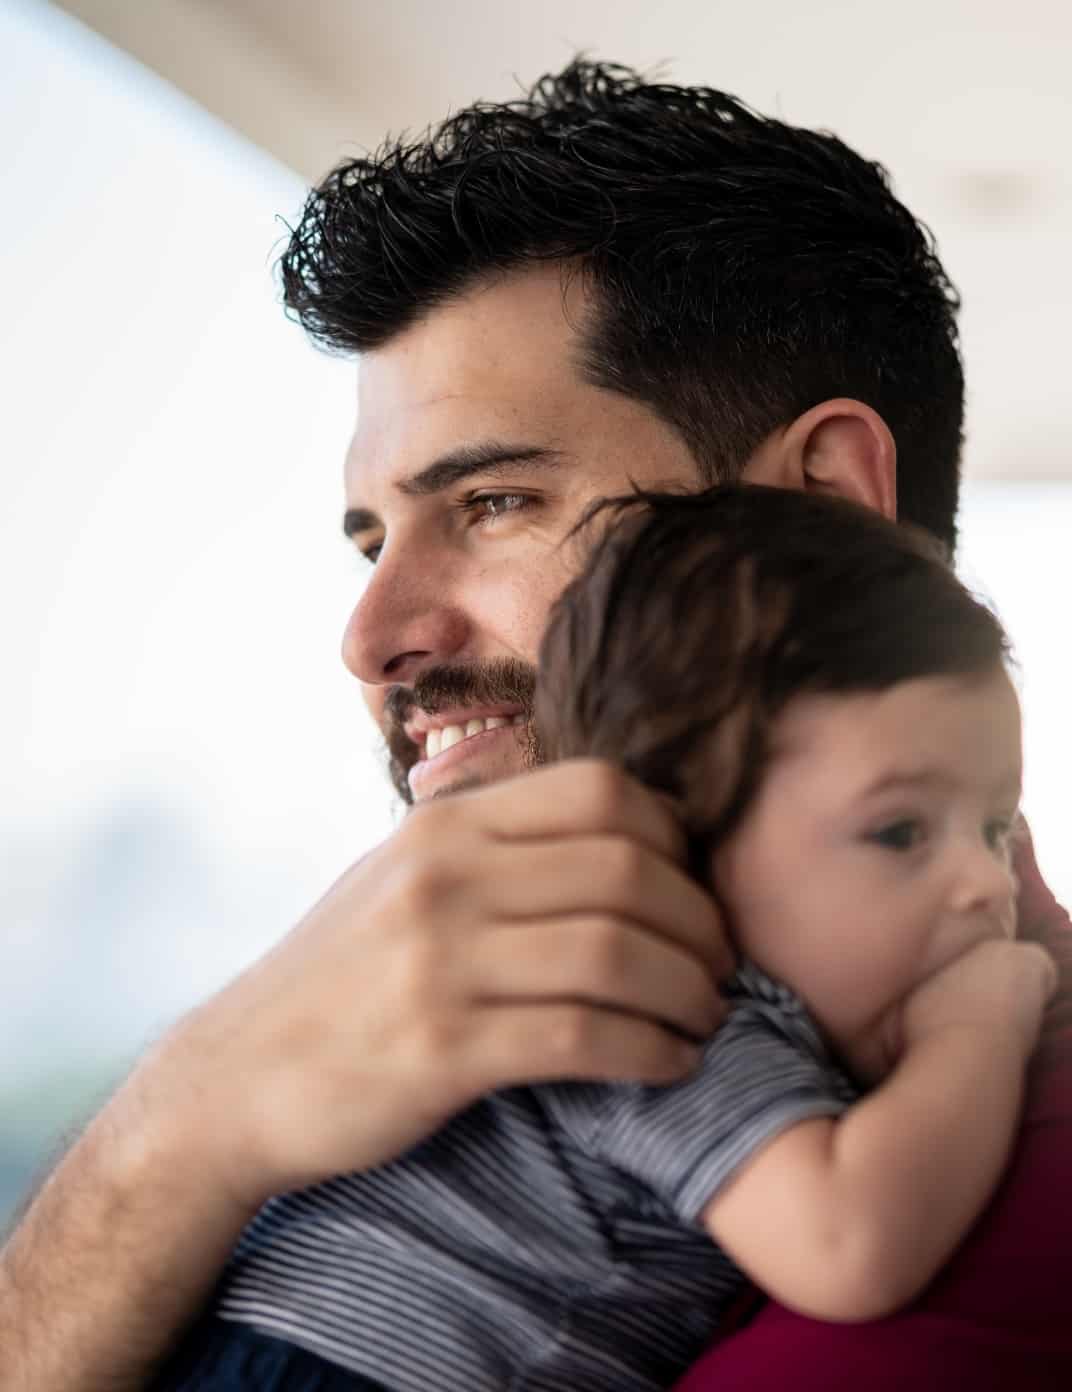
[539,484,1070,1389]
[159,485,1061,1392]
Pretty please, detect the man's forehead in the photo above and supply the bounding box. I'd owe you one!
[344,376,562,495]
[340,263,700,511]
[344,278,591,498]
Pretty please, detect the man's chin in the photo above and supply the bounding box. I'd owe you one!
[408,760,514,804]
[424,776,485,802]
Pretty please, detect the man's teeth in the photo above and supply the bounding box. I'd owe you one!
[424,714,524,759]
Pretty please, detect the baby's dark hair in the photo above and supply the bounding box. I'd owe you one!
[536,486,1009,858]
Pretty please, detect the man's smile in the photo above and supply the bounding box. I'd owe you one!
[406,710,531,800]
[405,708,529,760]
[377,659,540,803]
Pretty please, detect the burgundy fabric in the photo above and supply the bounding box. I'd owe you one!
[670,830,1072,1391]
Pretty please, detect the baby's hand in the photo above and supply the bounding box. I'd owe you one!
[899,939,1057,1060]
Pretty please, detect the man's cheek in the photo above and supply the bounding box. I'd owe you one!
[510,590,563,667]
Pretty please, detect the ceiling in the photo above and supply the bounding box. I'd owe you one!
[53,0,1072,480]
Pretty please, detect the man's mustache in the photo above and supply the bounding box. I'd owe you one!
[382,658,540,803]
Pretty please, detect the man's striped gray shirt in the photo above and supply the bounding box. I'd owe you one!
[216,964,856,1390]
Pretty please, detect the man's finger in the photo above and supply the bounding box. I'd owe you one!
[471,917,727,1040]
[474,758,688,863]
[464,1001,704,1093]
[481,834,733,980]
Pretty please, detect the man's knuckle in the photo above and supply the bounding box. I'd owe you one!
[396,859,449,919]
[547,1007,596,1061]
[576,759,625,824]
[581,918,629,982]
[606,837,645,892]
[411,1007,466,1062]
[693,984,723,1035]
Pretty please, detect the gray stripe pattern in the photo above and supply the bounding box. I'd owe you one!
[217,963,856,1391]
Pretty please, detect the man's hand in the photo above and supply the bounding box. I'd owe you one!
[166,758,732,1205]
[0,759,730,1390]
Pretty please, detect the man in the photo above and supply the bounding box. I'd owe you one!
[2,59,1067,1390]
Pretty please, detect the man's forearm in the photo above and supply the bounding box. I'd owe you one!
[0,1060,258,1392]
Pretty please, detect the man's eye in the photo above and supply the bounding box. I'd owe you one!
[465,492,531,522]
[870,819,925,852]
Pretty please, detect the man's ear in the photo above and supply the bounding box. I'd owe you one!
[741,399,897,521]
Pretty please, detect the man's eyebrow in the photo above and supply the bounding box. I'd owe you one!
[399,442,564,496]
[342,442,564,539]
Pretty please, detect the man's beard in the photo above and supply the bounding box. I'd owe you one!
[382,658,544,804]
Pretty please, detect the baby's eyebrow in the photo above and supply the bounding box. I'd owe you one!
[855,764,1022,803]
[855,768,946,800]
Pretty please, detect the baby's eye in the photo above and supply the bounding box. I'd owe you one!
[360,542,383,566]
[870,819,925,852]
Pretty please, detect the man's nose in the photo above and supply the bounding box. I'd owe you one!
[341,549,469,686]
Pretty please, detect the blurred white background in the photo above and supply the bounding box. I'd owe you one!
[1,0,394,1217]
[2,0,1069,1223]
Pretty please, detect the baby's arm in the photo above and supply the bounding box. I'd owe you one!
[702,939,1056,1322]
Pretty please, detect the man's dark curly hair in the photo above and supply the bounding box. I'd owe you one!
[280,60,964,550]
